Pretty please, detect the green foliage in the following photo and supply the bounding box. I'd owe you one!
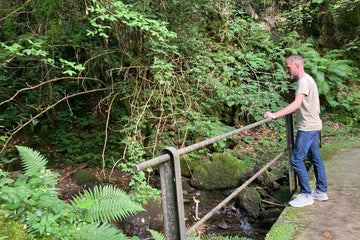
[71,184,144,223]
[148,229,166,240]
[0,0,359,207]
[73,222,134,240]
[0,146,142,239]
[15,146,48,175]
[0,210,28,240]
[284,39,360,123]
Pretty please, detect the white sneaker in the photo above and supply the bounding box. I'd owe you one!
[312,189,329,201]
[289,193,314,207]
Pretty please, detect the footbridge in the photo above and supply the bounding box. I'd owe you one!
[267,143,360,240]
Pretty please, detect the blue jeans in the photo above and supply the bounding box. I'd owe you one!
[291,130,328,194]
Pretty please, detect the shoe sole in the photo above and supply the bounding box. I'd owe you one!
[289,200,314,207]
[313,196,329,201]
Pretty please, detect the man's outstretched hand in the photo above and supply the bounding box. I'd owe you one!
[263,112,277,119]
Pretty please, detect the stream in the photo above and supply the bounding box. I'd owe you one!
[182,180,285,239]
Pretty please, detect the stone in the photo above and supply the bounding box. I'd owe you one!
[234,187,261,219]
[190,151,247,190]
[72,169,100,190]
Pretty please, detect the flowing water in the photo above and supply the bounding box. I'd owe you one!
[183,188,281,239]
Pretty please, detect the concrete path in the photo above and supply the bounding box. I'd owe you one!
[270,145,360,240]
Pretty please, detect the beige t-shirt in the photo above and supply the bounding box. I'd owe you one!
[295,73,322,131]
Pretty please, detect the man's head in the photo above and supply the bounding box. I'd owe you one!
[285,54,305,80]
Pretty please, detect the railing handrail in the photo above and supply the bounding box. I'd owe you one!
[132,116,295,240]
[186,149,286,236]
[133,118,272,173]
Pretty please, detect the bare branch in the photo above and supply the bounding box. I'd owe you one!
[101,90,128,178]
[0,0,33,22]
[0,77,104,107]
[0,87,110,154]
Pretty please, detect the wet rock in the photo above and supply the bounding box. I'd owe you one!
[257,208,283,229]
[143,198,163,232]
[113,198,163,238]
[218,220,230,229]
[234,187,261,219]
[72,169,100,190]
[190,152,247,190]
[123,211,152,239]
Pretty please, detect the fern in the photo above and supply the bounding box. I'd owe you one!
[15,145,47,175]
[71,185,144,223]
[327,60,354,78]
[74,222,131,240]
[4,146,144,239]
[148,229,166,240]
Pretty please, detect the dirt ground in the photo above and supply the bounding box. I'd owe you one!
[272,145,360,240]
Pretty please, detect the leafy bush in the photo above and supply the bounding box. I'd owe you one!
[0,146,143,239]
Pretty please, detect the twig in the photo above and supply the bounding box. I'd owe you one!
[0,77,103,107]
[58,162,89,183]
[261,199,284,207]
[101,90,126,178]
[0,0,32,22]
[0,87,110,154]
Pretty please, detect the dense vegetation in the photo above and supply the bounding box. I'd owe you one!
[0,0,359,239]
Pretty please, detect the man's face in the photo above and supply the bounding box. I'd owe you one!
[286,61,297,79]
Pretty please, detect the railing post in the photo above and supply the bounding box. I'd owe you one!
[159,147,186,240]
[285,114,297,193]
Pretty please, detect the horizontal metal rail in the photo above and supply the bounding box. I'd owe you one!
[133,118,272,173]
[186,150,286,236]
[131,117,295,239]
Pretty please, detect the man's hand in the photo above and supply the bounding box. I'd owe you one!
[264,112,277,119]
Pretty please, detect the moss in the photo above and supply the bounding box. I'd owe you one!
[265,221,295,240]
[0,210,28,240]
[72,169,100,188]
[273,186,292,204]
[191,152,247,190]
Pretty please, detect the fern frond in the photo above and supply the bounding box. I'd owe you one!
[74,222,130,240]
[71,185,144,223]
[311,66,325,82]
[323,49,345,59]
[327,60,354,77]
[15,145,47,175]
[316,78,330,95]
[148,229,166,240]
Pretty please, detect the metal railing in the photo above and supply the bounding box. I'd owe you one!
[133,114,296,239]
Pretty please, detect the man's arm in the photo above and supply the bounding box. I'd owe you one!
[264,94,306,119]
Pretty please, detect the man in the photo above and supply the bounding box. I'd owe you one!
[264,54,328,207]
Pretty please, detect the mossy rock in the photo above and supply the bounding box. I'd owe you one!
[72,169,100,189]
[234,187,262,219]
[273,185,292,204]
[190,152,247,190]
[180,155,202,178]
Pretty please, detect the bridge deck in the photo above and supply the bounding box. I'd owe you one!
[268,144,360,240]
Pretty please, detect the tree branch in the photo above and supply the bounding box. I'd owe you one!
[0,0,33,22]
[0,77,104,107]
[0,87,110,154]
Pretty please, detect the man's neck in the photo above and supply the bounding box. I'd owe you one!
[297,70,306,80]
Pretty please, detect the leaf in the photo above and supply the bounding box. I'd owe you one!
[15,146,47,175]
[324,231,332,238]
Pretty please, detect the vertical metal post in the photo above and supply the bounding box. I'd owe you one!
[285,114,297,193]
[159,147,186,240]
